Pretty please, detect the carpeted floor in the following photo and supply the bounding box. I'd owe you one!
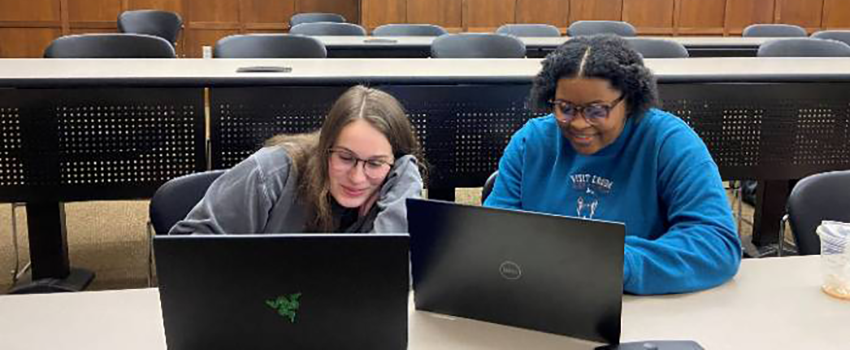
[0,188,758,293]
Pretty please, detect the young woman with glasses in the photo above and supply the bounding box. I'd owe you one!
[172,85,425,234]
[484,35,741,295]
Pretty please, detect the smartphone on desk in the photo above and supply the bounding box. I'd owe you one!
[236,66,292,73]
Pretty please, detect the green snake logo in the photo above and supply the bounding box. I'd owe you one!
[265,293,301,323]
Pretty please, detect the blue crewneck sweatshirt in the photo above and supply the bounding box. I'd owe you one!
[484,108,741,295]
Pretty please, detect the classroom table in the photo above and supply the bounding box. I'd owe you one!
[314,36,778,58]
[2,57,849,292]
[0,256,847,349]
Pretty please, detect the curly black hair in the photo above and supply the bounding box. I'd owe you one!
[529,35,658,120]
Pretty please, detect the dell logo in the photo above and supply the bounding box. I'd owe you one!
[499,261,522,280]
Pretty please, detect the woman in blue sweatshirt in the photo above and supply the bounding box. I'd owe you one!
[484,35,742,295]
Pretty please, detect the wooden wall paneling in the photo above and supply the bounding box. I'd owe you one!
[66,0,120,29]
[677,0,726,35]
[466,0,516,32]
[0,28,61,57]
[127,0,182,13]
[242,0,294,32]
[295,0,359,24]
[0,0,62,21]
[515,0,568,33]
[361,0,406,31]
[622,0,675,35]
[724,0,775,35]
[184,28,238,57]
[187,0,239,23]
[822,0,850,29]
[184,0,240,58]
[569,0,622,23]
[407,0,463,32]
[0,0,62,57]
[776,0,823,33]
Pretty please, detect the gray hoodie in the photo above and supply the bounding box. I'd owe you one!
[169,146,423,234]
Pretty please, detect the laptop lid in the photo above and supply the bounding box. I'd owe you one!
[154,233,409,350]
[406,198,625,344]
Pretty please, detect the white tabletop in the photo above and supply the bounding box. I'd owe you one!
[1,58,850,87]
[1,256,847,350]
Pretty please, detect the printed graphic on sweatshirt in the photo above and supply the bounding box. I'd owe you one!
[569,173,613,219]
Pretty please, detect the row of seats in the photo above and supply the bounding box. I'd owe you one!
[43,31,850,60]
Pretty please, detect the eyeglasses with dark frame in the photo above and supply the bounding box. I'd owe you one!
[328,148,394,179]
[549,95,625,125]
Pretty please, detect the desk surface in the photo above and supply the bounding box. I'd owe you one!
[1,256,847,350]
[2,58,850,87]
[316,35,778,48]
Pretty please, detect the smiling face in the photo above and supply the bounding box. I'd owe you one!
[327,119,394,208]
[553,77,628,155]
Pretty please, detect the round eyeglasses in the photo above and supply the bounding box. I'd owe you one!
[328,148,394,180]
[549,95,625,125]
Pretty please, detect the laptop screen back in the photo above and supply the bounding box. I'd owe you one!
[407,198,625,344]
[154,234,409,350]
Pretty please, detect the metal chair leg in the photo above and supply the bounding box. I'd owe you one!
[146,222,154,287]
[10,203,31,284]
[779,214,789,257]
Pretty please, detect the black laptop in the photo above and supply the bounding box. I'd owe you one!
[154,233,409,350]
[407,198,626,344]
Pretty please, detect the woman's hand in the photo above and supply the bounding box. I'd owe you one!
[359,189,381,217]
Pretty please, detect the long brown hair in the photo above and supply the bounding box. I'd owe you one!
[267,85,425,231]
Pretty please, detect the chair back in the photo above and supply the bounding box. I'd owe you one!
[214,34,327,58]
[44,34,176,58]
[811,30,850,47]
[118,10,183,44]
[786,170,850,255]
[289,22,367,36]
[149,170,226,235]
[373,24,448,36]
[290,12,346,26]
[482,171,499,203]
[757,38,850,57]
[496,24,561,37]
[627,38,689,58]
[568,21,636,37]
[743,24,807,37]
[431,33,526,58]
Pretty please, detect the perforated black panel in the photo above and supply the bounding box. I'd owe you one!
[385,85,538,188]
[0,106,24,187]
[211,87,348,169]
[211,85,538,188]
[209,82,850,193]
[659,83,850,180]
[0,88,205,202]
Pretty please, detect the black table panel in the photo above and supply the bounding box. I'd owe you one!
[210,82,850,242]
[0,87,205,289]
